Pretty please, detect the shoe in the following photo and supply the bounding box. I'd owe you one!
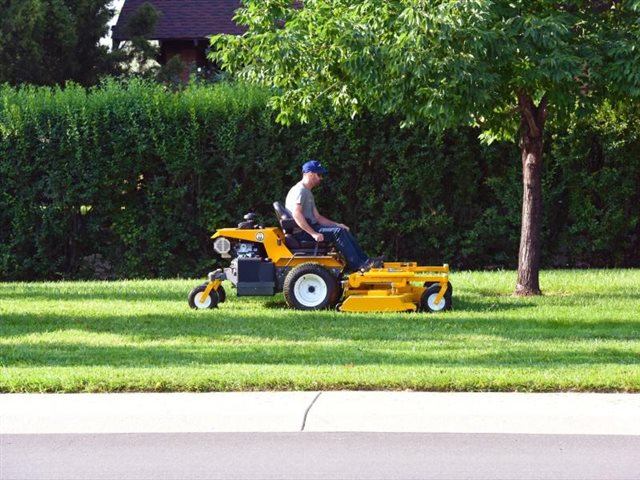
[361,256,384,271]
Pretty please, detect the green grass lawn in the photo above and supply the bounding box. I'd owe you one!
[1,270,639,393]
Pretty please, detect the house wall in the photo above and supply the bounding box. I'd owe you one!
[159,39,209,81]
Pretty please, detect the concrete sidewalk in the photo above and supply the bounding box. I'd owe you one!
[2,392,639,435]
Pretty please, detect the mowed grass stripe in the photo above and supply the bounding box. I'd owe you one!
[1,270,639,392]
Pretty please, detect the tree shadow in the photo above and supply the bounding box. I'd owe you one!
[2,306,638,343]
[2,338,639,369]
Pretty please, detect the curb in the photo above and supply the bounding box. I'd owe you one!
[2,392,639,435]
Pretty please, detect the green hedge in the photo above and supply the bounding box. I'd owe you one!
[1,80,638,280]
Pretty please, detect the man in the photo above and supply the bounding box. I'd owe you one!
[285,160,382,272]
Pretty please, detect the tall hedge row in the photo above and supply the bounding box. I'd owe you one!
[1,80,638,280]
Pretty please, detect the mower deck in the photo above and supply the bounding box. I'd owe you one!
[339,263,450,312]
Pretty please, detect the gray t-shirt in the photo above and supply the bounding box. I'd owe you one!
[285,181,318,225]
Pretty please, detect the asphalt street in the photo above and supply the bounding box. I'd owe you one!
[4,432,640,480]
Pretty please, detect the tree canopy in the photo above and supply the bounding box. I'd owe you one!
[211,0,640,294]
[0,0,116,86]
[213,0,639,131]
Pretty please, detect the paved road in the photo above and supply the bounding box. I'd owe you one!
[3,432,640,480]
[3,392,639,479]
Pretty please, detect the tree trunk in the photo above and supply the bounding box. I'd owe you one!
[515,92,547,296]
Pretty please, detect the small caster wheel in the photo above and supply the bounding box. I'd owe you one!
[420,284,452,312]
[188,284,219,309]
[216,285,226,303]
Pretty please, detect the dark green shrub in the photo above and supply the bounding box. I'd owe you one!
[1,81,638,280]
[550,102,640,267]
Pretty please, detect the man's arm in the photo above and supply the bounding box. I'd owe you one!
[292,204,324,242]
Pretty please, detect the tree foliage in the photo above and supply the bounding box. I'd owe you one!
[0,0,116,86]
[212,0,640,131]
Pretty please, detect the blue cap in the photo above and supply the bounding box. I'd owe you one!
[302,160,328,175]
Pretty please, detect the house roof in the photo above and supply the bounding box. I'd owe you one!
[112,0,245,41]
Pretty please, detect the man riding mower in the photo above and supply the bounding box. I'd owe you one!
[187,203,452,313]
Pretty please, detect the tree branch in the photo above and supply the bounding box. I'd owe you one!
[518,91,541,139]
[537,94,548,129]
[517,91,549,139]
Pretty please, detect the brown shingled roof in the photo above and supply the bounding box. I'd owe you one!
[112,0,245,41]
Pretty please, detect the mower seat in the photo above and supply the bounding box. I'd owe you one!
[273,201,329,254]
[273,201,298,234]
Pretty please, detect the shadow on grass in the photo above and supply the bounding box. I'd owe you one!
[2,336,639,368]
[261,296,538,311]
[264,299,289,309]
[2,306,638,342]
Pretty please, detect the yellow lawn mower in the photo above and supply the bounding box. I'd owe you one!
[188,203,452,313]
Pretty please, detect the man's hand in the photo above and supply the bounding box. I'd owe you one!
[312,232,324,242]
[336,223,350,231]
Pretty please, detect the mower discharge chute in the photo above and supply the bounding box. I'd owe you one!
[188,203,452,313]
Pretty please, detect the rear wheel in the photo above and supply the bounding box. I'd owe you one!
[283,263,339,310]
[188,284,220,309]
[420,284,452,312]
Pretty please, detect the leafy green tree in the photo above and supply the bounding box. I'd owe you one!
[211,0,640,295]
[0,0,115,86]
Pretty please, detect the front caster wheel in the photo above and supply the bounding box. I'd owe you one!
[188,284,220,309]
[424,281,453,303]
[420,284,452,312]
[216,285,226,303]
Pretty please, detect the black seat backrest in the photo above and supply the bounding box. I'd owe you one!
[273,201,298,233]
[273,201,330,255]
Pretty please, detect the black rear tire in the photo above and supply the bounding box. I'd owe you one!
[283,263,339,310]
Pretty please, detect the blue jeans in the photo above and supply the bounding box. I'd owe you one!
[294,224,370,272]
